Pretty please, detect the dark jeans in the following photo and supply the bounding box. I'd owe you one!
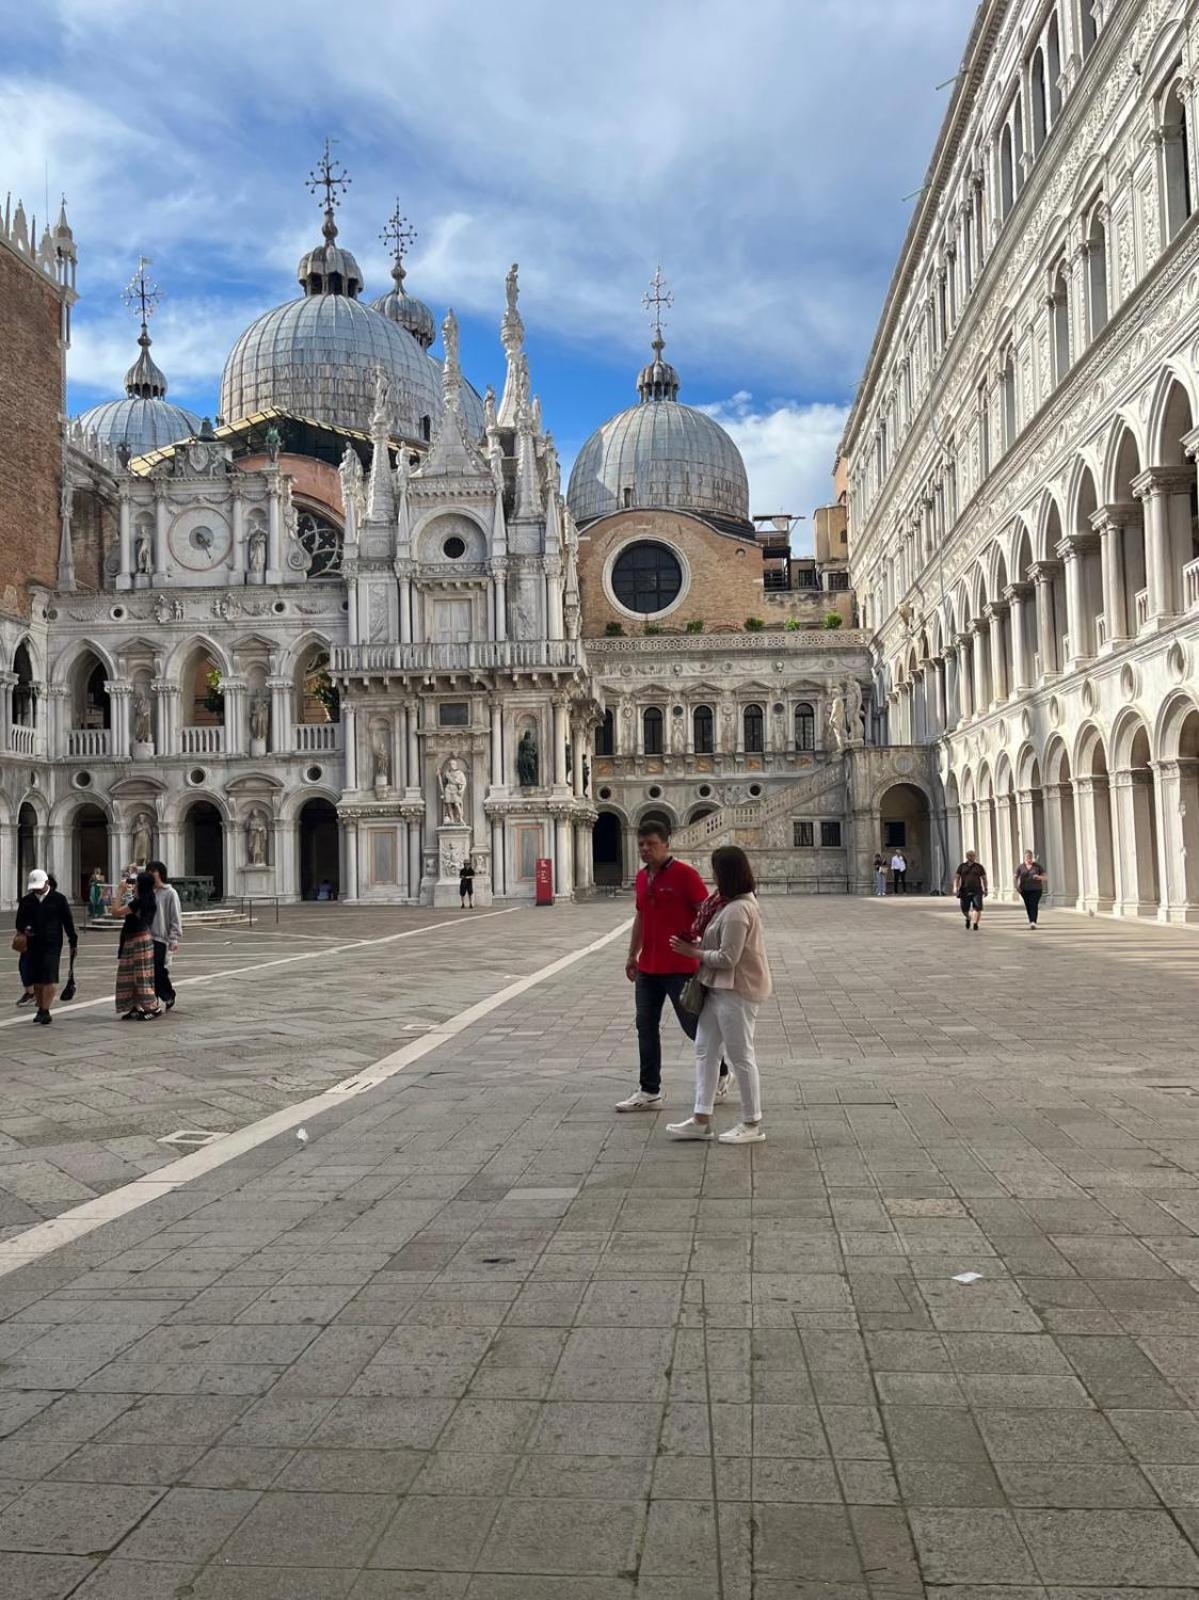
[893,870,906,894]
[1020,889,1042,925]
[634,971,728,1095]
[152,941,176,1006]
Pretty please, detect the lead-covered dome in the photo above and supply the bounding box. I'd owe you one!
[74,323,201,459]
[567,331,749,529]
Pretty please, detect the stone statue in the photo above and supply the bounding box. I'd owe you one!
[670,711,686,754]
[263,424,281,463]
[248,528,267,573]
[582,755,590,796]
[483,384,497,435]
[517,728,539,787]
[133,693,152,745]
[372,729,392,787]
[154,593,171,625]
[845,678,865,745]
[826,691,848,752]
[134,532,151,574]
[246,807,269,866]
[439,757,467,825]
[505,262,520,320]
[130,811,153,867]
[249,695,269,745]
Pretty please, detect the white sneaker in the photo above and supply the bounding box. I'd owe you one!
[666,1117,713,1140]
[615,1090,664,1112]
[718,1123,766,1145]
[714,1076,730,1102]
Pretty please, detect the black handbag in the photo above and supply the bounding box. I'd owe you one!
[61,952,77,1003]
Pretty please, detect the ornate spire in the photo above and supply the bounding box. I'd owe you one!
[441,309,461,409]
[380,199,416,291]
[637,264,680,402]
[297,140,363,298]
[365,368,396,522]
[307,137,351,246]
[371,196,434,346]
[496,262,526,429]
[121,257,168,399]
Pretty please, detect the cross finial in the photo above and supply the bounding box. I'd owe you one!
[380,199,417,283]
[306,138,351,241]
[122,257,162,330]
[642,265,673,354]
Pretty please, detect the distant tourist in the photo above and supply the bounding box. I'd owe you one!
[14,869,77,1025]
[953,849,988,931]
[113,870,163,1021]
[147,861,182,1010]
[873,854,887,897]
[316,879,335,901]
[1014,849,1047,929]
[890,849,907,893]
[459,859,476,909]
[665,844,772,1146]
[87,866,106,921]
[616,819,719,1113]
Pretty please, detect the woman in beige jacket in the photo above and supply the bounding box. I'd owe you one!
[666,844,772,1145]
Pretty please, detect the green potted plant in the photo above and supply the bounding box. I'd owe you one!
[823,612,844,630]
[203,668,224,717]
[604,621,625,636]
[685,618,704,634]
[744,617,765,633]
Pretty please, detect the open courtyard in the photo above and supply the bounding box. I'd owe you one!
[0,897,1198,1593]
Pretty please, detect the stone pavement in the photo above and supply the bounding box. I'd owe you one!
[2,895,1199,1594]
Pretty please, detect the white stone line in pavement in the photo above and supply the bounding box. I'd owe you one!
[0,914,634,1280]
[0,907,521,1031]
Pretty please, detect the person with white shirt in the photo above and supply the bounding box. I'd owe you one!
[147,861,182,1012]
[890,850,907,894]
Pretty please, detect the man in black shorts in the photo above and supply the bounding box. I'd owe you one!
[953,850,987,931]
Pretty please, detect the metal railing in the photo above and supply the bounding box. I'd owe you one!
[233,895,280,928]
[67,728,110,758]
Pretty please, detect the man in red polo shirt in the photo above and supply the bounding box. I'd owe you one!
[616,818,714,1112]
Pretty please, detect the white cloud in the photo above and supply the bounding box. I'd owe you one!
[698,395,850,541]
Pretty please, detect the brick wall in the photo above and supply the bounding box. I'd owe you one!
[0,244,64,622]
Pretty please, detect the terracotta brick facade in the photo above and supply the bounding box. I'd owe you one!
[0,242,65,621]
[577,508,851,636]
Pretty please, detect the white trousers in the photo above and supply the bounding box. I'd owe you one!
[695,988,761,1121]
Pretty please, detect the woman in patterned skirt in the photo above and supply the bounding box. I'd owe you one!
[114,871,163,1020]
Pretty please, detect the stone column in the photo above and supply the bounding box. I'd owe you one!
[552,699,569,788]
[986,600,1010,700]
[1073,774,1115,912]
[490,701,505,788]
[0,670,13,754]
[266,471,284,584]
[932,656,947,737]
[229,486,246,584]
[153,491,169,583]
[493,562,508,643]
[1015,787,1037,856]
[116,488,133,591]
[1132,467,1192,622]
[152,681,179,757]
[1055,535,1096,667]
[342,701,358,790]
[222,677,247,757]
[554,812,572,899]
[994,793,1018,896]
[405,699,421,796]
[1041,782,1068,907]
[970,620,990,713]
[1031,561,1060,679]
[546,560,565,642]
[1091,502,1138,646]
[1155,758,1199,921]
[408,814,423,901]
[341,817,359,901]
[1005,582,1032,690]
[266,677,291,756]
[106,681,132,761]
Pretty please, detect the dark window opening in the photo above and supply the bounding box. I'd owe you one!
[611,541,683,614]
[643,706,664,755]
[743,703,764,753]
[793,820,814,847]
[821,820,843,848]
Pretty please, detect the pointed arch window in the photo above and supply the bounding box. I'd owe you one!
[1031,49,1048,153]
[642,705,664,756]
[596,707,614,756]
[1047,14,1062,123]
[1051,263,1070,383]
[693,704,714,754]
[743,703,764,753]
[1000,125,1015,218]
[1163,81,1194,242]
[1087,208,1109,339]
[1000,351,1017,451]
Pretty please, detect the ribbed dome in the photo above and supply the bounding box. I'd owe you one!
[74,395,202,459]
[372,259,436,351]
[567,397,749,527]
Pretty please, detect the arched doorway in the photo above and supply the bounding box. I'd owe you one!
[1077,731,1116,914]
[298,799,339,899]
[75,804,108,903]
[593,812,623,887]
[185,801,224,899]
[1115,724,1160,917]
[17,802,37,891]
[878,783,931,891]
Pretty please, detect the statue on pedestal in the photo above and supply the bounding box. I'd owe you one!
[249,695,269,745]
[845,678,865,746]
[439,757,467,825]
[517,728,539,787]
[246,807,269,866]
[134,533,151,575]
[130,810,154,867]
[825,690,848,752]
[133,694,152,746]
[248,529,267,574]
[372,729,392,787]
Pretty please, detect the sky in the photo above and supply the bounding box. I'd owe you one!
[4,0,971,548]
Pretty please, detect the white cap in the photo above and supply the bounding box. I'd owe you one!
[26,869,48,891]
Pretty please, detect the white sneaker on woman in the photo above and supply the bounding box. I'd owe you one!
[666,1117,713,1140]
[718,1123,765,1145]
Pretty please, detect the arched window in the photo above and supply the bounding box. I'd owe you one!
[297,645,339,725]
[743,703,764,753]
[79,658,111,729]
[693,704,714,754]
[596,707,614,756]
[12,642,34,728]
[794,702,815,751]
[1163,83,1194,242]
[978,382,990,480]
[1000,125,1014,217]
[1087,209,1109,338]
[1013,96,1025,191]
[1051,264,1070,383]
[1001,352,1017,450]
[963,207,974,292]
[1079,0,1096,57]
[642,705,663,755]
[1047,14,1062,122]
[1031,50,1048,153]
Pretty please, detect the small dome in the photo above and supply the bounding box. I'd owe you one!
[74,396,202,458]
[373,260,436,351]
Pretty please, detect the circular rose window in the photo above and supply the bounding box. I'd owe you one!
[610,541,683,615]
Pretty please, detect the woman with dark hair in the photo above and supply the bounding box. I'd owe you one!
[113,870,163,1020]
[665,843,772,1145]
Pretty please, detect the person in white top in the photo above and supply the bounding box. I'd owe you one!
[147,861,182,1012]
[890,851,907,894]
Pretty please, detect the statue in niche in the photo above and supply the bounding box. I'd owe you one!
[670,711,686,754]
[845,678,865,746]
[517,728,539,787]
[133,694,152,745]
[248,528,267,574]
[825,690,848,752]
[246,807,269,866]
[439,757,467,825]
[582,755,590,796]
[134,532,151,575]
[130,811,154,867]
[249,695,269,745]
[372,729,392,787]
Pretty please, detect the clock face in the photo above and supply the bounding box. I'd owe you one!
[168,515,231,572]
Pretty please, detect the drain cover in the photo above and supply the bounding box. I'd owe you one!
[158,1129,223,1149]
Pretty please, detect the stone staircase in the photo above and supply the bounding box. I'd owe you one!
[670,757,848,853]
[82,905,252,935]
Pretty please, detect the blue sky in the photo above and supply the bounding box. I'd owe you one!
[5,0,969,545]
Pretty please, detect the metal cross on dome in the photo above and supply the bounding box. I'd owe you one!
[307,137,351,224]
[380,200,417,272]
[642,265,674,347]
[122,257,162,328]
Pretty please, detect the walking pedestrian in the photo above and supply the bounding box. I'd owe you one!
[1014,849,1047,929]
[616,819,717,1112]
[891,849,907,893]
[147,861,182,1009]
[953,849,988,931]
[459,858,475,909]
[665,844,772,1146]
[113,870,163,1021]
[873,854,887,896]
[14,869,77,1025]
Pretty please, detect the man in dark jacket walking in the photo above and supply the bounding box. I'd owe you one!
[15,868,77,1024]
